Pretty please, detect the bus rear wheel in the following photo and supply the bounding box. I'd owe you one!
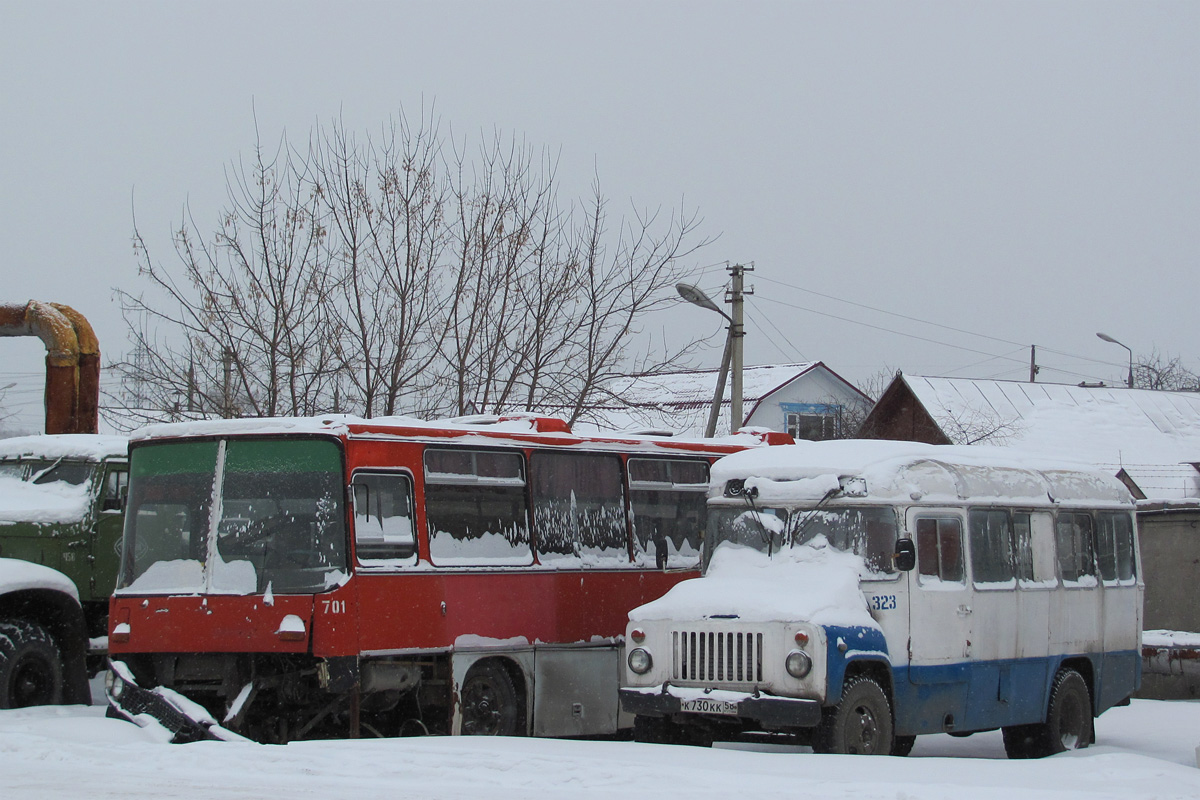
[0,621,64,709]
[460,661,522,736]
[812,675,894,755]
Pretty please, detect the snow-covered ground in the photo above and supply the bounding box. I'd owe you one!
[0,699,1196,799]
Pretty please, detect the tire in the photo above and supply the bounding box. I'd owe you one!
[812,676,894,755]
[891,734,916,757]
[460,661,522,736]
[0,621,64,709]
[1007,668,1093,759]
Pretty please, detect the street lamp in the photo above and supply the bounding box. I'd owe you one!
[1096,332,1134,388]
[676,283,734,437]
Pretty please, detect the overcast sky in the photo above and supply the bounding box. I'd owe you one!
[2,1,1196,432]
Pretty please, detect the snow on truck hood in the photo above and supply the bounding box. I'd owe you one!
[0,476,93,524]
[629,538,879,630]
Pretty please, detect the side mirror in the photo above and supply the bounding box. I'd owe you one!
[894,538,916,572]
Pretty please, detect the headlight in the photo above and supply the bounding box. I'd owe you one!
[785,649,812,679]
[627,647,653,675]
[105,668,124,699]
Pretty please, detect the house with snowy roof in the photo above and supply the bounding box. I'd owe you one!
[583,362,870,439]
[859,374,1200,503]
[859,373,1200,654]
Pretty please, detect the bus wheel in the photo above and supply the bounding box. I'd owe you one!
[460,662,521,736]
[812,676,894,755]
[1013,668,1093,759]
[0,621,64,709]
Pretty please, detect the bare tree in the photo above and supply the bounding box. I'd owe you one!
[112,125,336,427]
[311,112,450,418]
[111,110,713,429]
[1133,349,1199,391]
[933,404,1023,445]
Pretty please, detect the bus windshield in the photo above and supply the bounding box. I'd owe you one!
[706,504,899,577]
[119,437,347,595]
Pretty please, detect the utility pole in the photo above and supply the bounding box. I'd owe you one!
[727,263,752,433]
[1029,345,1039,383]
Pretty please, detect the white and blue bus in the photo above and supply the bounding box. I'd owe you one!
[619,441,1142,757]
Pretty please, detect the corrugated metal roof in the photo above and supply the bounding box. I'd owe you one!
[902,375,1200,501]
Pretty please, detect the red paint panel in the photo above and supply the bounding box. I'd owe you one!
[353,569,694,653]
[109,594,315,655]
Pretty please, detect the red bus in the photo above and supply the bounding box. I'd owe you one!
[105,414,790,742]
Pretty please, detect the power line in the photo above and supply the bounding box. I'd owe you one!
[755,274,1128,372]
[754,294,1032,365]
[745,305,808,363]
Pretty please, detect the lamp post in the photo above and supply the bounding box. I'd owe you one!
[676,283,734,437]
[1096,332,1134,388]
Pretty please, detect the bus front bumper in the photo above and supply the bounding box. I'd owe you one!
[105,660,242,744]
[620,685,823,729]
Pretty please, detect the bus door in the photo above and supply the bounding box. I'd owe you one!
[904,509,971,733]
[1095,511,1141,709]
[963,509,1021,729]
[1011,511,1056,723]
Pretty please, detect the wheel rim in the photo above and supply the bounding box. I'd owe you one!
[849,702,882,754]
[461,677,502,735]
[11,654,55,707]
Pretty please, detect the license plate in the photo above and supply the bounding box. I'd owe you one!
[679,697,739,716]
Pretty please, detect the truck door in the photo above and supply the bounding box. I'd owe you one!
[89,461,127,604]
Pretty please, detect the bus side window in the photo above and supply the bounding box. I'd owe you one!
[1055,512,1096,584]
[530,452,627,566]
[628,458,708,570]
[969,509,1014,585]
[424,449,532,566]
[1013,511,1057,585]
[353,472,417,565]
[1096,512,1137,582]
[915,517,964,584]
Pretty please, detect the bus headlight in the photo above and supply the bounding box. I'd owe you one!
[627,647,653,675]
[785,650,812,679]
[105,668,124,700]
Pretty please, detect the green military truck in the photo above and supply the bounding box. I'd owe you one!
[0,434,128,707]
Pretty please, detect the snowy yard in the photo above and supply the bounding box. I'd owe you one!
[0,698,1196,799]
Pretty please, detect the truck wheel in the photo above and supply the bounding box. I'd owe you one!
[460,661,522,736]
[891,734,916,756]
[812,675,894,755]
[0,621,64,709]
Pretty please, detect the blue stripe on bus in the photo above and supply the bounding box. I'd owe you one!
[816,625,1140,735]
[885,650,1141,736]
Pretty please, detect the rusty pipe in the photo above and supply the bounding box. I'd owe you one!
[0,301,99,434]
[51,303,101,434]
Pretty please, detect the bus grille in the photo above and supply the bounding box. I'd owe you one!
[671,630,763,684]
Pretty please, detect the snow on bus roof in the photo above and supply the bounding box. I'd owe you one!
[0,433,128,461]
[712,439,1133,506]
[130,414,777,451]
